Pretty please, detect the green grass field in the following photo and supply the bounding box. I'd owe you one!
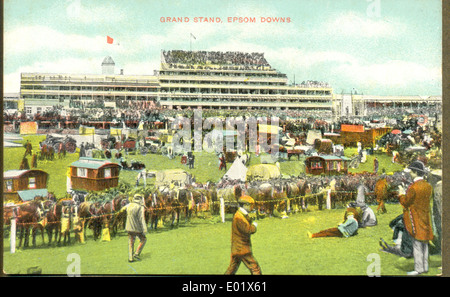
[2,135,441,276]
[2,204,441,275]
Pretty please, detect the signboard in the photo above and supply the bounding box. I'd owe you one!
[19,121,38,135]
[79,126,95,135]
[341,124,364,133]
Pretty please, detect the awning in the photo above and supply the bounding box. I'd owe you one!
[17,189,48,202]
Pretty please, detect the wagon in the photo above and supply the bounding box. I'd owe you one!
[305,155,350,175]
[41,135,77,153]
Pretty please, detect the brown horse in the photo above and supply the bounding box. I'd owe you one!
[16,200,45,247]
[110,195,129,235]
[77,201,102,240]
[44,201,62,245]
[145,191,167,230]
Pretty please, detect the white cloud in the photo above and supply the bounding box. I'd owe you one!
[66,0,125,24]
[4,25,136,61]
[5,26,104,55]
[338,59,441,90]
[316,11,406,38]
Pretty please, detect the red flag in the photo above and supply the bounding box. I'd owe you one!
[107,36,114,44]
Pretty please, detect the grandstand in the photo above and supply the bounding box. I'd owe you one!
[158,50,333,119]
[17,50,441,121]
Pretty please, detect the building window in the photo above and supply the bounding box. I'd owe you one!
[28,177,36,189]
[77,168,88,178]
[6,180,13,192]
[104,168,111,178]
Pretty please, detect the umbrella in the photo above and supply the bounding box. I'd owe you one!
[403,129,413,134]
[391,129,401,134]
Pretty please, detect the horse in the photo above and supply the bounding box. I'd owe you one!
[16,200,45,248]
[110,195,129,235]
[246,182,276,218]
[44,201,62,245]
[95,200,116,238]
[77,201,103,240]
[145,191,167,230]
[204,183,219,215]
[284,180,301,213]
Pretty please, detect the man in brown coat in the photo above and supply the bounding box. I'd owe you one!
[225,195,261,275]
[375,177,388,214]
[398,161,433,275]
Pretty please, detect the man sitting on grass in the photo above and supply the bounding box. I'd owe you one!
[307,208,360,238]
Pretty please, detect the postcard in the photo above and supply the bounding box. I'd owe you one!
[2,0,444,285]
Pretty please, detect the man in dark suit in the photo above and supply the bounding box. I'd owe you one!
[225,195,261,275]
[398,161,433,276]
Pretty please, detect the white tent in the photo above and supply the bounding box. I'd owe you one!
[306,129,322,145]
[223,157,248,182]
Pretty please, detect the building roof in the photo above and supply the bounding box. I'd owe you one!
[4,169,48,179]
[307,155,350,161]
[102,56,115,65]
[70,157,119,169]
[17,189,48,202]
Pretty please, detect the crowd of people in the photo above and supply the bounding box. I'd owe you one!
[163,50,270,68]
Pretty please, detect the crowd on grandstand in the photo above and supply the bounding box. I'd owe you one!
[297,80,331,88]
[163,50,270,67]
[365,106,440,119]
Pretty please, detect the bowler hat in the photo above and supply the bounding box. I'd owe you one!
[406,161,428,174]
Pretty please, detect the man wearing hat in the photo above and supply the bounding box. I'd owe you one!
[398,160,433,275]
[225,195,262,275]
[123,194,148,262]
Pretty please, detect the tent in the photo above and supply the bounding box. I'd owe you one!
[306,130,322,145]
[246,164,281,181]
[223,157,248,181]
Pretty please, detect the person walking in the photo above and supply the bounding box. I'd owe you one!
[219,153,227,171]
[373,157,379,174]
[188,152,195,169]
[123,194,148,262]
[375,176,388,214]
[24,140,33,157]
[225,195,261,275]
[398,161,433,276]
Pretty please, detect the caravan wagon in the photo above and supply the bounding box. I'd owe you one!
[69,157,121,192]
[305,155,350,175]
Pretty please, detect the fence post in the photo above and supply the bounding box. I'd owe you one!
[326,189,331,210]
[10,209,17,254]
[220,197,225,223]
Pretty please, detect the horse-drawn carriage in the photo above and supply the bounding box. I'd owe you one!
[101,136,137,153]
[40,134,77,154]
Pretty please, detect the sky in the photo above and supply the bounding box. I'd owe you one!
[3,0,442,96]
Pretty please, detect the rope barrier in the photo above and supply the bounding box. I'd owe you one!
[4,189,378,226]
